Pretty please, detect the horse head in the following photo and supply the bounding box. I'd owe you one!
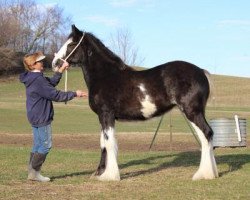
[52,25,86,71]
[52,25,127,72]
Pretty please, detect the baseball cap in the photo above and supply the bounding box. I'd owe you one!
[23,51,46,71]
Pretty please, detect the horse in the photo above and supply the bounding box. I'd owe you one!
[52,25,219,181]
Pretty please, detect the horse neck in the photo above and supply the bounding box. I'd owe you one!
[86,33,127,71]
[80,34,135,89]
[80,65,90,89]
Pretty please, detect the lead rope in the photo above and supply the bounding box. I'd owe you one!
[58,34,85,103]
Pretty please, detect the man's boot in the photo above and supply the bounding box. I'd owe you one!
[28,152,34,173]
[27,153,50,182]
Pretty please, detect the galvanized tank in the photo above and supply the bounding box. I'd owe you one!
[210,117,247,148]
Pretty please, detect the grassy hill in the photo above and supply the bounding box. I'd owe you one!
[0,67,249,134]
[208,74,250,108]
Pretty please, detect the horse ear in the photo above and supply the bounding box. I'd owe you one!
[72,25,81,36]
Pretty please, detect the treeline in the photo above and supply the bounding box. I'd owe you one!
[0,0,71,75]
[0,0,144,76]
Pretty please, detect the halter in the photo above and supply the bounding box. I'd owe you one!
[64,33,85,62]
[61,33,85,92]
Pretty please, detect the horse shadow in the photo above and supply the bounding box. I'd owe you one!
[50,150,250,181]
[50,170,94,181]
[119,150,250,179]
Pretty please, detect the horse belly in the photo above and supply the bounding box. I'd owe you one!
[115,94,174,121]
[115,102,148,121]
[115,103,174,122]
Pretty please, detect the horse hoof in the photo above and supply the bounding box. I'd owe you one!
[192,170,217,180]
[90,172,120,181]
[97,172,121,181]
[192,171,204,180]
[98,175,121,181]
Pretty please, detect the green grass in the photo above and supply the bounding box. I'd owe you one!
[0,145,249,199]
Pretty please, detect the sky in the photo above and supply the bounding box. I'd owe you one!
[36,0,250,77]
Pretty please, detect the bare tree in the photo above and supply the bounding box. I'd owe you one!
[0,0,71,53]
[26,4,71,53]
[109,28,144,66]
[0,1,20,47]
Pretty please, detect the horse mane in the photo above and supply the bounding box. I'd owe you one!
[86,33,132,71]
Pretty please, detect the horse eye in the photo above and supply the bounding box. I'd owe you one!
[68,43,76,47]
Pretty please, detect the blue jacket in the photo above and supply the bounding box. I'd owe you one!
[19,71,76,127]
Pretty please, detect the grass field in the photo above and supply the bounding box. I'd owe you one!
[0,68,250,199]
[0,146,249,199]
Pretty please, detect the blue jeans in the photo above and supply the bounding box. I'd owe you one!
[32,124,52,154]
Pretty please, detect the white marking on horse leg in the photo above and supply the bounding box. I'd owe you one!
[100,130,105,149]
[98,127,120,181]
[52,38,73,69]
[190,122,218,180]
[138,83,157,118]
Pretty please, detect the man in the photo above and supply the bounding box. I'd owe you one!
[20,51,87,182]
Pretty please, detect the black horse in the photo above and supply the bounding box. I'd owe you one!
[52,25,218,181]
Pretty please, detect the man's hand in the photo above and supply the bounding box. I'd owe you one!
[58,60,69,73]
[76,90,88,98]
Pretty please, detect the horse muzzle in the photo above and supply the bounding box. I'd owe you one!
[52,57,64,71]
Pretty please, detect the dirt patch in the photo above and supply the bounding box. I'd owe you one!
[0,132,199,152]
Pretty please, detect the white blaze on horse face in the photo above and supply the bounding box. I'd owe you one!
[138,83,157,118]
[52,37,73,70]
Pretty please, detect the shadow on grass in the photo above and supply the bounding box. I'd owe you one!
[120,151,250,179]
[216,153,250,177]
[50,170,94,181]
[49,150,250,181]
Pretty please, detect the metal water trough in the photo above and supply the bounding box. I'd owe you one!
[210,116,247,148]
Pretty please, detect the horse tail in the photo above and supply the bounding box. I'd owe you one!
[203,69,214,100]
